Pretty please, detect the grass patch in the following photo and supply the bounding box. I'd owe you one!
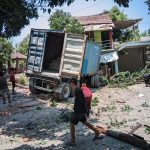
[92,97,98,107]
[50,99,58,107]
[144,127,150,135]
[108,117,127,128]
[141,102,149,107]
[16,74,28,86]
[35,140,47,146]
[121,105,133,112]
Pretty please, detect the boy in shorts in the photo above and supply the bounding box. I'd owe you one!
[68,78,103,146]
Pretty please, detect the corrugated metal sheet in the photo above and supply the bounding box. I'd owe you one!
[27,30,47,72]
[60,34,86,78]
[82,41,101,76]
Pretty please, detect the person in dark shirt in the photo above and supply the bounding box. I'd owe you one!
[68,78,103,146]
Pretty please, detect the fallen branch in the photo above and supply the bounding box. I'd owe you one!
[96,126,150,150]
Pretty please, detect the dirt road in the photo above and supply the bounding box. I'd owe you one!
[0,84,150,150]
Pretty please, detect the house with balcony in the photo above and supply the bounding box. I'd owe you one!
[77,13,150,74]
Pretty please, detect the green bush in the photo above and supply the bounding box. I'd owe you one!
[100,76,109,85]
[109,69,148,88]
[92,97,99,107]
[16,74,28,86]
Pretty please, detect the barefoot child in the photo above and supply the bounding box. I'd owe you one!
[67,78,103,146]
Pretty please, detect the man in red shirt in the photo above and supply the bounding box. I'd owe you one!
[67,78,103,146]
[10,68,16,94]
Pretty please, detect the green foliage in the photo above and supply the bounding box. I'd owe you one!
[105,5,128,22]
[92,97,99,107]
[141,102,149,107]
[49,10,84,34]
[144,127,150,134]
[106,105,117,111]
[108,117,127,128]
[1,0,150,37]
[110,70,148,88]
[105,5,141,42]
[59,108,73,122]
[121,105,133,112]
[145,46,150,67]
[100,76,109,86]
[0,38,13,68]
[0,0,38,38]
[50,99,58,107]
[16,74,28,86]
[16,35,29,55]
[145,0,150,14]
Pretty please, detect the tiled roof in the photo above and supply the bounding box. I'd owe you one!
[11,52,26,60]
[76,13,113,26]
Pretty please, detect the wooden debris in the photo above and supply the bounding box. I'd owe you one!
[116,100,126,103]
[96,126,150,150]
[128,123,142,135]
[144,125,150,128]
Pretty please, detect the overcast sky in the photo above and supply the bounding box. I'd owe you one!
[11,0,150,46]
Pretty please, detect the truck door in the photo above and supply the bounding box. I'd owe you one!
[27,29,47,72]
[59,33,87,79]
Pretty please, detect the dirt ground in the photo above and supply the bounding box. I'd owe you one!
[0,83,150,150]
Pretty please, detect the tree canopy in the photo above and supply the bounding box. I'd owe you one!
[0,0,150,38]
[49,10,84,34]
[104,5,128,21]
[105,6,139,42]
[0,38,13,68]
[16,34,30,55]
[141,28,150,36]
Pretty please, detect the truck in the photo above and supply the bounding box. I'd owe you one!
[26,29,101,100]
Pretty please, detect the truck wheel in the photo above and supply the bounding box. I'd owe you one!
[29,85,38,94]
[59,83,71,100]
[91,75,100,88]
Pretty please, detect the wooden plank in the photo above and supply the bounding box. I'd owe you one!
[128,123,142,135]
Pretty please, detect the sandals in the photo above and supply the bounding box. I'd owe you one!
[93,134,104,141]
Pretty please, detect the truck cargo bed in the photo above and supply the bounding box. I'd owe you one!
[26,70,60,80]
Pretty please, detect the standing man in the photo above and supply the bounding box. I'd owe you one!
[0,71,11,104]
[68,78,103,146]
[10,68,16,94]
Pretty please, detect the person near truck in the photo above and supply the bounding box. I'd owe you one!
[9,68,16,94]
[0,70,11,104]
[67,78,103,146]
[81,83,92,117]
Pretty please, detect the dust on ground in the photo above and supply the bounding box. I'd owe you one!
[0,84,150,150]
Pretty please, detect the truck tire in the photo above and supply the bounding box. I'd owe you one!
[59,83,71,100]
[29,85,39,94]
[91,75,100,88]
